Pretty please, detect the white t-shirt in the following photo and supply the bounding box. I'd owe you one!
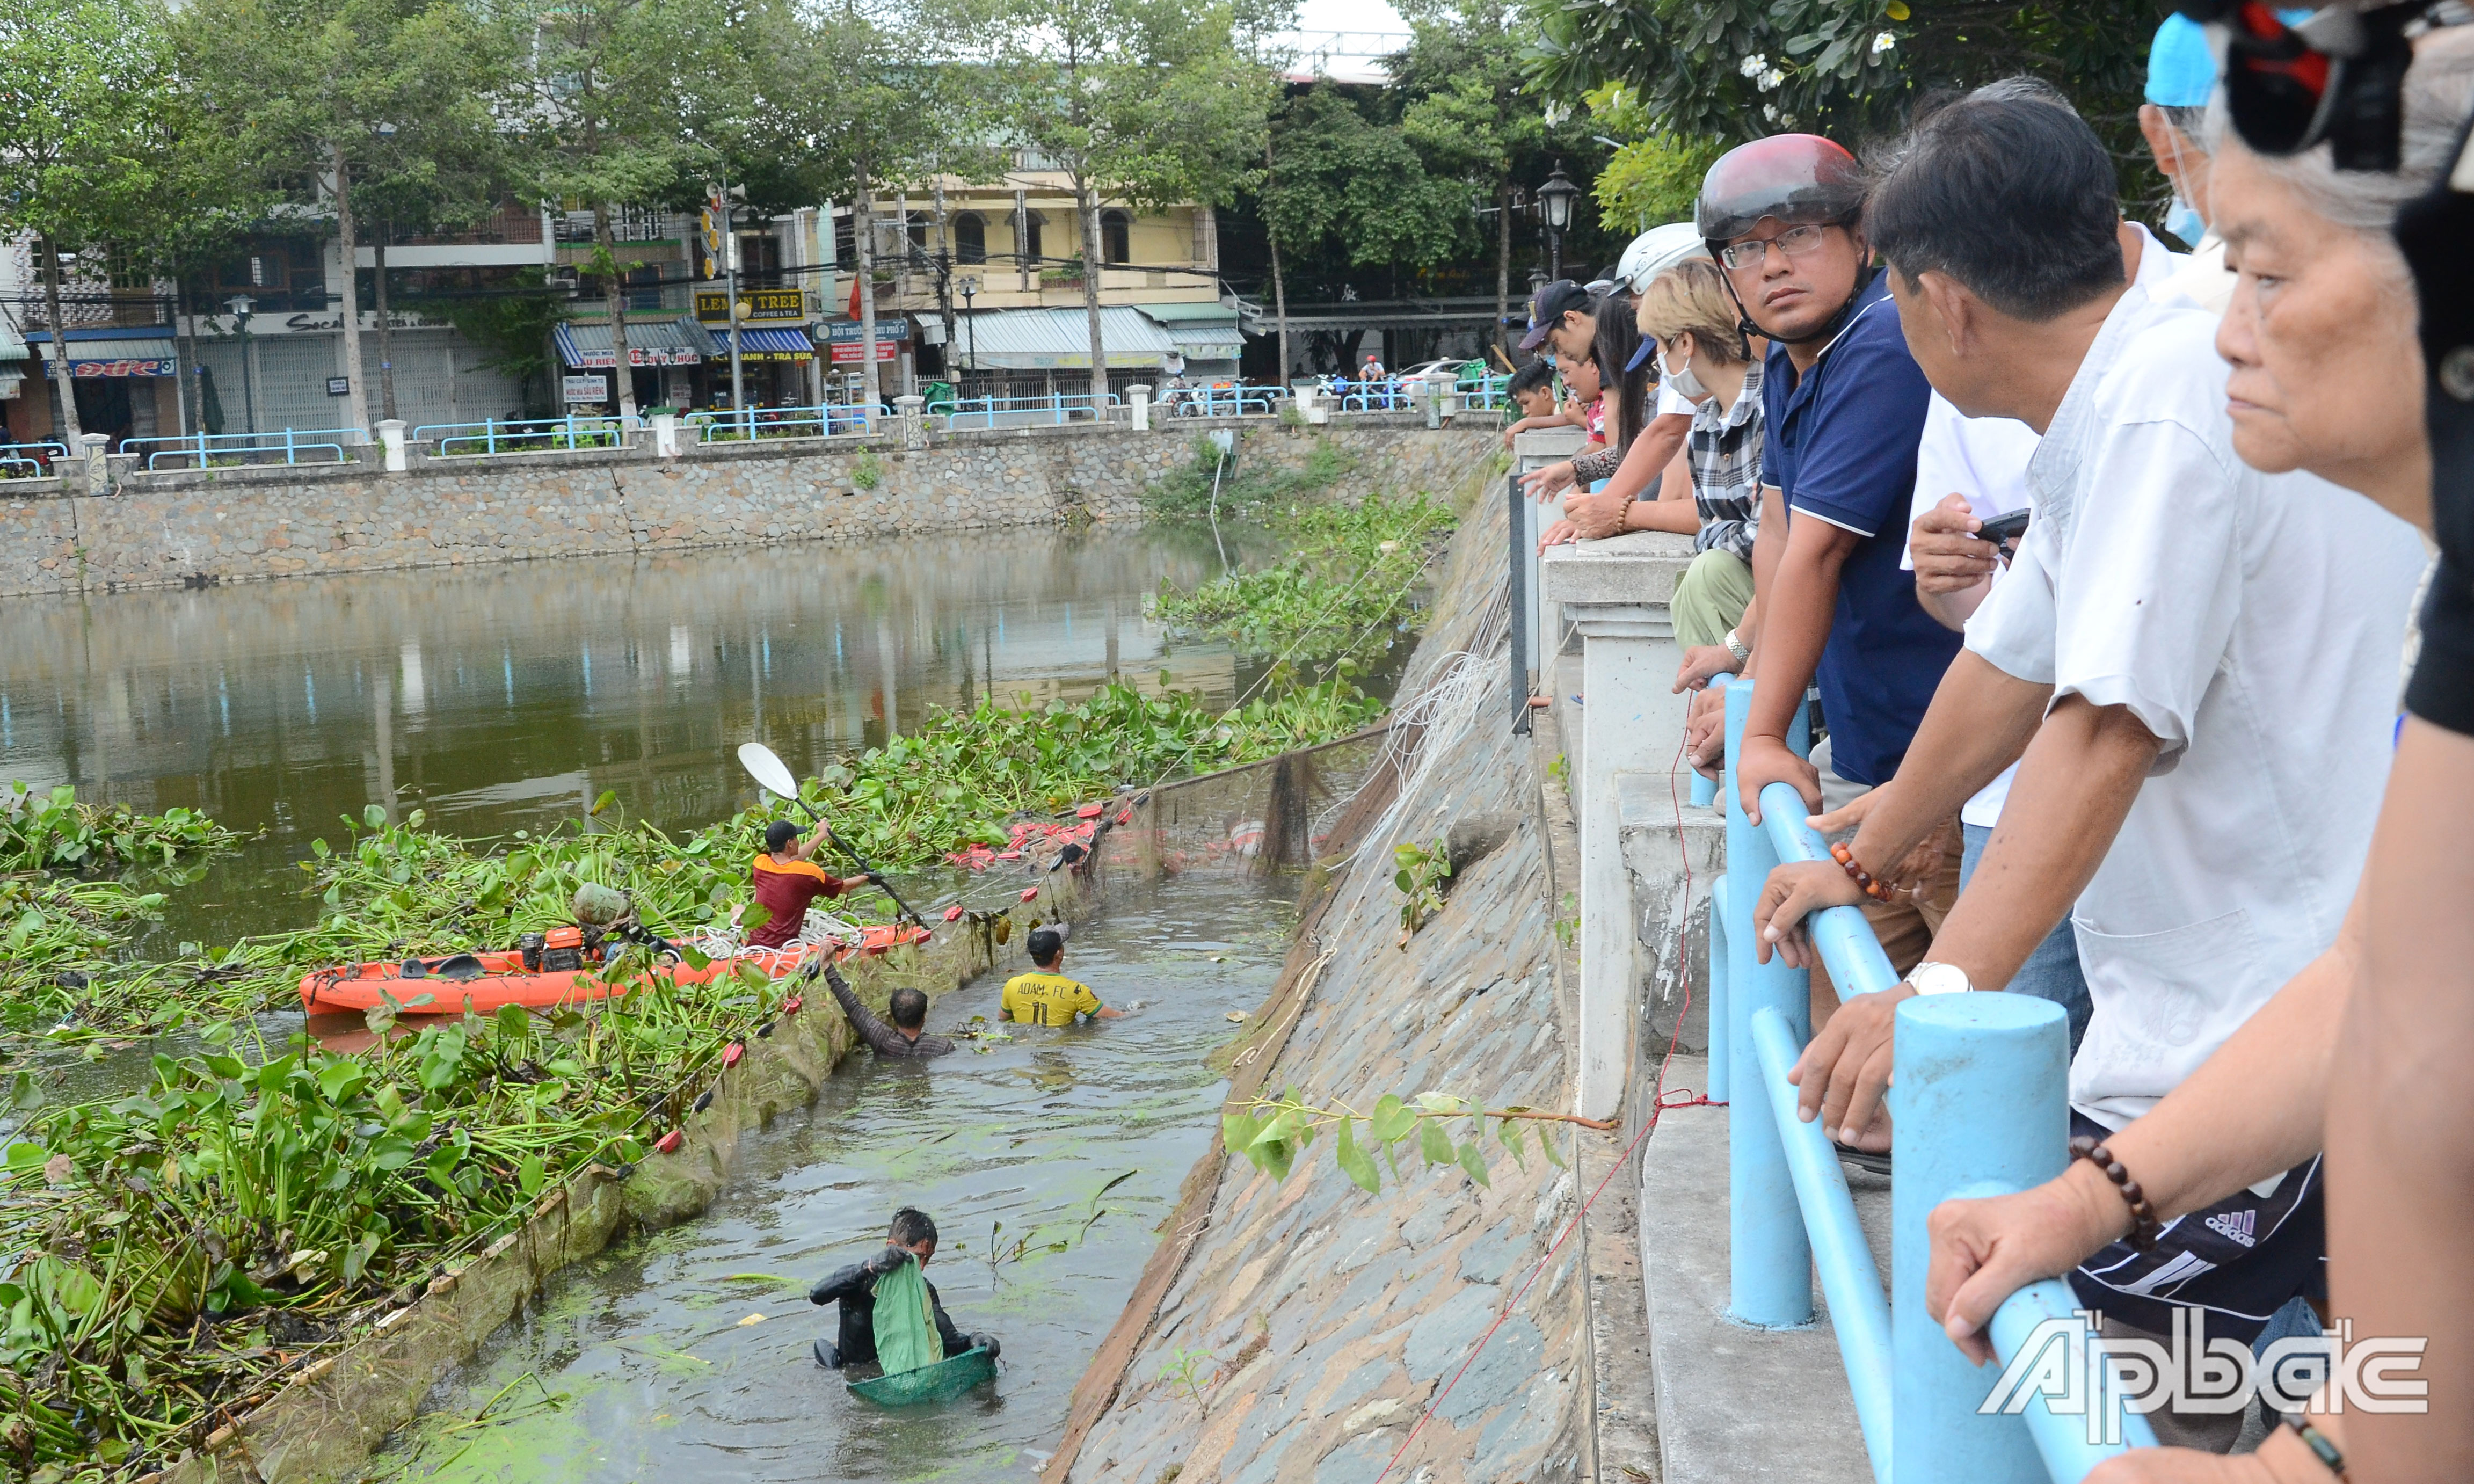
[2154,232,2237,316]
[1962,289,2425,1128]
[1656,382,1697,419]
[1902,225,2184,827]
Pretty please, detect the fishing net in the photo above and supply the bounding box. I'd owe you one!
[869,1255,944,1375]
[1092,730,1393,886]
[845,1347,997,1407]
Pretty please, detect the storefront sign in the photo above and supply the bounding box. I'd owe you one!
[327,376,351,396]
[562,374,609,404]
[823,318,907,363]
[575,346,702,368]
[695,287,806,323]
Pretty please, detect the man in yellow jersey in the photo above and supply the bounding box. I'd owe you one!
[1000,926,1124,1027]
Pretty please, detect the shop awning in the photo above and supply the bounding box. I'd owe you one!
[22,331,178,376]
[1134,302,1244,361]
[957,306,1235,370]
[711,326,815,361]
[0,317,26,363]
[554,317,715,369]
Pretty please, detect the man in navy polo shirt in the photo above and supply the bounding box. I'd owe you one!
[1708,134,1964,1043]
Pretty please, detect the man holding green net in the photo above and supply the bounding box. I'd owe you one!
[809,1208,998,1372]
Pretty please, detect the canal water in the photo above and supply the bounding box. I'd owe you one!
[364,868,1287,1484]
[0,527,1329,1479]
[0,525,1289,948]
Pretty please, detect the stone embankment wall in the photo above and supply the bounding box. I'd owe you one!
[0,419,1496,598]
[1049,484,1596,1484]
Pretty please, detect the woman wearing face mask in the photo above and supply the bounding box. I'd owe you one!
[1922,32,2473,1483]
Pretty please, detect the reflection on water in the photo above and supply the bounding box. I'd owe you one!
[371,871,1287,1484]
[0,527,1272,948]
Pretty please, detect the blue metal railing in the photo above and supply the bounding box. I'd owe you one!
[1158,383,1287,418]
[1457,372,1512,410]
[1711,675,2157,1482]
[412,415,629,457]
[0,440,68,477]
[126,428,360,470]
[941,391,1120,431]
[1337,379,1411,412]
[688,403,870,443]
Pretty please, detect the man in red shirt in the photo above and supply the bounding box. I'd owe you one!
[747,819,874,948]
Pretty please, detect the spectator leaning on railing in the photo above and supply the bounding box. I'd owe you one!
[1704,132,1966,1022]
[1747,79,2428,1450]
[1913,32,2474,1481]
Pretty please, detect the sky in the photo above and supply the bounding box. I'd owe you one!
[1279,0,1412,84]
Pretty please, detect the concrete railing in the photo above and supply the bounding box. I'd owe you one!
[1709,674,2159,1482]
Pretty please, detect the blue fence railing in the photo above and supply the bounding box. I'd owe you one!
[0,440,69,477]
[941,391,1120,431]
[410,415,627,457]
[126,428,361,470]
[688,403,870,443]
[1157,383,1287,418]
[1709,673,2158,1482]
[1456,372,1512,411]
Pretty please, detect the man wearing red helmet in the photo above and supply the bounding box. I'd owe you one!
[1704,133,1967,1031]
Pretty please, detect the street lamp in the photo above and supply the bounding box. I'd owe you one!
[226,294,257,435]
[1538,161,1581,281]
[957,276,977,375]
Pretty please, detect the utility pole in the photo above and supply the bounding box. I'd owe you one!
[711,180,746,411]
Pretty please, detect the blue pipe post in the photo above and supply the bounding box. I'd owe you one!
[1722,678,1811,1327]
[1757,786,1903,998]
[1751,1004,1896,1482]
[1890,993,2071,1482]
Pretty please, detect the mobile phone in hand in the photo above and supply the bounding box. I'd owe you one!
[1976,508,2031,561]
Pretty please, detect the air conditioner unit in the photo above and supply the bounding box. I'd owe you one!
[548,267,580,290]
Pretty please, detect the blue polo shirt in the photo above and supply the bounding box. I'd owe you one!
[1762,273,1959,787]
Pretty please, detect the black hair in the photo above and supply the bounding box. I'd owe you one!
[1588,292,1649,452]
[764,819,799,854]
[1865,78,2125,322]
[888,985,928,1030]
[889,1207,937,1247]
[1508,360,1555,397]
[1026,926,1064,967]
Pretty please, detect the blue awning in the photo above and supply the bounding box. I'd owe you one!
[553,318,713,369]
[714,326,816,359]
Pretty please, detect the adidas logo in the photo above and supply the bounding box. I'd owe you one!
[2205,1211,2258,1248]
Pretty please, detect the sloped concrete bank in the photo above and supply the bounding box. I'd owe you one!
[0,420,1494,597]
[1046,483,1618,1484]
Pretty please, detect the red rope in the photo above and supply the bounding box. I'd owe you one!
[1371,729,1716,1481]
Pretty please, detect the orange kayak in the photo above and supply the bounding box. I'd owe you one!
[297,924,932,1015]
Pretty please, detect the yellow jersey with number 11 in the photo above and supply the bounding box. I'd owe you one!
[1001,971,1103,1026]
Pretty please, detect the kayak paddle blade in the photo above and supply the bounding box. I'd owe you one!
[737,743,803,803]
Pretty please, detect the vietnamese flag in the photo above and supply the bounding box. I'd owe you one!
[846,272,862,320]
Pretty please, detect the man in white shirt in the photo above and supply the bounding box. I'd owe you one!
[1748,81,2424,1448]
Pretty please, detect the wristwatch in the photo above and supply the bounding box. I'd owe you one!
[1723,628,1751,664]
[1908,961,1974,996]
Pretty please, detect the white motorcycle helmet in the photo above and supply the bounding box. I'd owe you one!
[1617,222,1712,296]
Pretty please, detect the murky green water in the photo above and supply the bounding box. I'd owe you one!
[368,870,1284,1484]
[0,526,1292,948]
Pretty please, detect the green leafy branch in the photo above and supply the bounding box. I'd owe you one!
[1223,1088,1612,1196]
[1392,837,1450,947]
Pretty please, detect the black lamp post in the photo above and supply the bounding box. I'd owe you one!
[1538,162,1580,282]
[226,294,257,435]
[958,276,977,375]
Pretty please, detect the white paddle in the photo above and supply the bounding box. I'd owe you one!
[736,742,925,927]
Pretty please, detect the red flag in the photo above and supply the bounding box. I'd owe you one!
[846,273,862,321]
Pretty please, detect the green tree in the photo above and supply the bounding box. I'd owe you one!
[0,0,186,443]
[1581,84,1723,236]
[989,0,1284,401]
[520,0,726,419]
[1524,0,2155,161]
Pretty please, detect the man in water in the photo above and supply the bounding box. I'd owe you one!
[809,1207,997,1369]
[809,959,952,1058]
[748,818,876,949]
[999,926,1124,1027]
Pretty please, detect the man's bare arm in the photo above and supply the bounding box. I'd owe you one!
[1843,651,2049,877]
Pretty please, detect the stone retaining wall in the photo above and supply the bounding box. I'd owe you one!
[0,420,1496,598]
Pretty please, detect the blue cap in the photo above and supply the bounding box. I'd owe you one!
[2145,10,2315,108]
[2144,15,2217,107]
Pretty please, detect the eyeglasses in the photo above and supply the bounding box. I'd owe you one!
[1719,223,1832,272]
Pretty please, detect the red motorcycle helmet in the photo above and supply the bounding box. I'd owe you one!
[1695,134,1868,249]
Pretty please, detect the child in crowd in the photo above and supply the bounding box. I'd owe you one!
[1498,359,1566,447]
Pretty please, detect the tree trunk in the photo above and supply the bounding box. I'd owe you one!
[1495,178,1513,363]
[374,237,396,422]
[1078,184,1105,404]
[597,202,637,420]
[172,277,193,437]
[1264,136,1289,386]
[855,164,879,412]
[333,143,372,442]
[40,235,81,442]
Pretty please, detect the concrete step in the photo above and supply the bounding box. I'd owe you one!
[1637,1054,1891,1483]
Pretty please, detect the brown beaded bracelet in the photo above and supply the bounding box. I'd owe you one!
[2069,1136,2164,1253]
[1828,841,1895,903]
[2280,1414,2347,1478]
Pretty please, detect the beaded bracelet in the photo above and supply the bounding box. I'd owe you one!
[2280,1414,2347,1478]
[2068,1136,2163,1253]
[1827,841,1895,903]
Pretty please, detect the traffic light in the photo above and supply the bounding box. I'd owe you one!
[700,208,722,260]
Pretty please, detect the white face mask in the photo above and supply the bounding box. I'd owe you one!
[1661,340,1711,403]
